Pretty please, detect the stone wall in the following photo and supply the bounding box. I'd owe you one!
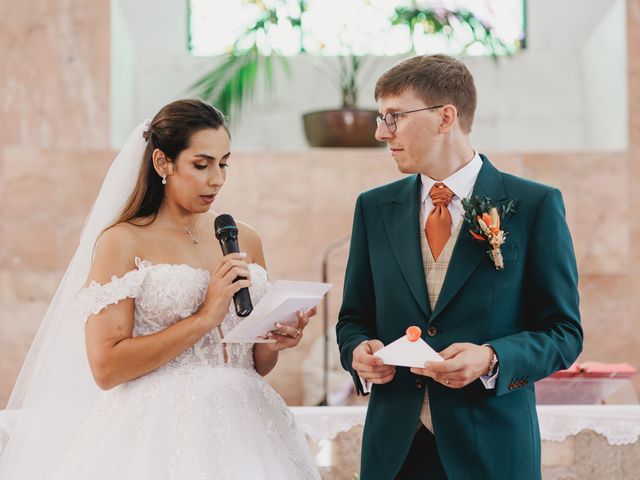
[0,0,110,405]
[0,0,639,408]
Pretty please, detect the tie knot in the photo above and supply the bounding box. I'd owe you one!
[429,182,454,207]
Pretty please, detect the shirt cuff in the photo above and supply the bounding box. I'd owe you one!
[479,367,499,389]
[359,375,372,394]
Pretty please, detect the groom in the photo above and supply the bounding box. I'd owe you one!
[336,54,582,479]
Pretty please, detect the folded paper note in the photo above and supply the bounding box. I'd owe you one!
[222,280,332,343]
[374,331,444,368]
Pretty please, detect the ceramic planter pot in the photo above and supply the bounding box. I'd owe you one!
[302,109,384,147]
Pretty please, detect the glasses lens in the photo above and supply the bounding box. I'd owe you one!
[384,113,396,133]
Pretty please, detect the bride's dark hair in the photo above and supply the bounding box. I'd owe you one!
[114,99,228,226]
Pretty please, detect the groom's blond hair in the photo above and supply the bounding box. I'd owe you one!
[374,54,477,133]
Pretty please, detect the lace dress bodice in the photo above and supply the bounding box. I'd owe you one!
[77,258,270,372]
[52,258,320,479]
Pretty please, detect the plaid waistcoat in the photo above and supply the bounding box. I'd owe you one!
[418,220,462,431]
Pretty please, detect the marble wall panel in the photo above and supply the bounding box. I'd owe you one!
[1,0,640,409]
[0,0,110,149]
[2,147,638,406]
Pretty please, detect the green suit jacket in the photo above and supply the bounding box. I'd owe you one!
[336,156,583,480]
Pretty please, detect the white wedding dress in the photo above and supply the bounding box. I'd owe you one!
[49,258,319,480]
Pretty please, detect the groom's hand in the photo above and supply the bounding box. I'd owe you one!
[352,340,396,384]
[410,343,493,388]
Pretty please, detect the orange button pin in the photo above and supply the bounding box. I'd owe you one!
[406,326,422,342]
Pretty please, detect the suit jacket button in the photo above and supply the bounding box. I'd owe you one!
[426,326,438,337]
[415,379,425,389]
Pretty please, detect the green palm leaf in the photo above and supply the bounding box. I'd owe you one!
[189,50,291,123]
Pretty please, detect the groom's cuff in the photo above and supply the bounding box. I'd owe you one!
[480,344,499,389]
[480,367,499,389]
[359,375,372,394]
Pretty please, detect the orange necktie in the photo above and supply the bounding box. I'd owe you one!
[425,182,454,261]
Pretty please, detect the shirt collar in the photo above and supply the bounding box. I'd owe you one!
[420,151,483,203]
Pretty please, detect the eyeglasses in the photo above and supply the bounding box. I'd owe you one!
[376,105,445,134]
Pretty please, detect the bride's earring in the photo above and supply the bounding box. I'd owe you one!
[161,174,167,185]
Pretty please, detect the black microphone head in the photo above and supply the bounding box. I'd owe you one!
[214,214,238,240]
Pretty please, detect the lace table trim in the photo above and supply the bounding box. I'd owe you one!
[291,405,640,445]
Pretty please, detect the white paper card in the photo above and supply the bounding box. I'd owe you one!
[222,280,332,343]
[374,335,444,368]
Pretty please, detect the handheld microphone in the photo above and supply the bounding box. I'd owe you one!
[214,214,253,317]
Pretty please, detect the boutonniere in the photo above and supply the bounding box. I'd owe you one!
[461,196,516,270]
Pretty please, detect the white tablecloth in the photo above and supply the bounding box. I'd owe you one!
[291,405,640,445]
[2,405,639,458]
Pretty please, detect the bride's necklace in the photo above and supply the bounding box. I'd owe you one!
[166,217,201,244]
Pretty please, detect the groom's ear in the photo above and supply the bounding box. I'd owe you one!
[438,104,458,133]
[152,148,174,177]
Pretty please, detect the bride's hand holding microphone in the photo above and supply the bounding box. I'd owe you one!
[196,253,252,332]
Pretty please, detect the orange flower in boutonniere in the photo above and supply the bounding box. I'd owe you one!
[462,196,516,270]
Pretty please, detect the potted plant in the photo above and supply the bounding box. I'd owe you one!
[301,53,383,147]
[188,2,290,121]
[189,1,516,147]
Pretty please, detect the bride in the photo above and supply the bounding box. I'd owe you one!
[0,99,320,479]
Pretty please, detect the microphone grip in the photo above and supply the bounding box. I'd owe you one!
[219,238,253,317]
[233,286,253,317]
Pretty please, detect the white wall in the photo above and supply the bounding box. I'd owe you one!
[110,0,628,152]
[582,0,628,150]
[110,0,135,146]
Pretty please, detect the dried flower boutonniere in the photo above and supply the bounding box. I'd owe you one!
[461,196,516,270]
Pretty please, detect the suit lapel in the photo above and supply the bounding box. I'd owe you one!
[380,175,431,319]
[430,156,507,322]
